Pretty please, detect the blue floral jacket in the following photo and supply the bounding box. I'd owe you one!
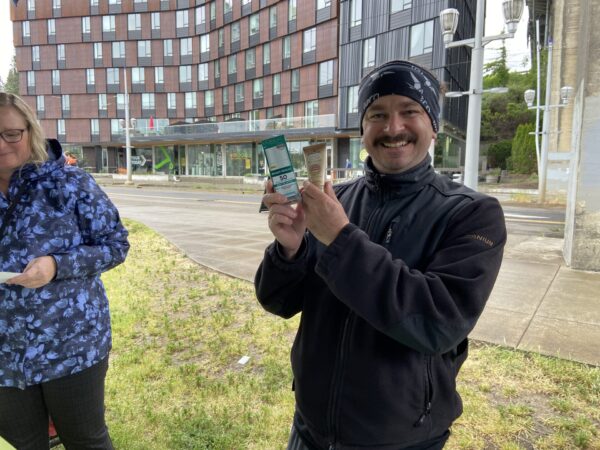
[0,140,129,389]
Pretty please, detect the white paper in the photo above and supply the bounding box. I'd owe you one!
[0,272,20,283]
[237,355,250,365]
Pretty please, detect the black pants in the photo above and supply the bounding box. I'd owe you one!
[0,357,114,450]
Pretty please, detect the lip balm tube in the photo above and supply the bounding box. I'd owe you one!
[303,143,327,190]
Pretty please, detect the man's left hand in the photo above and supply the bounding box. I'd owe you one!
[301,181,349,246]
[5,256,57,289]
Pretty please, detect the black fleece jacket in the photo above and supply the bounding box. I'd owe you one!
[255,156,507,449]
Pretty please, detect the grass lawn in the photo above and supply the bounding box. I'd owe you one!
[93,219,598,449]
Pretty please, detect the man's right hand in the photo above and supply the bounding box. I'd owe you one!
[263,180,306,260]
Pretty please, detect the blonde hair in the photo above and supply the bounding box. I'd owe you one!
[0,92,48,165]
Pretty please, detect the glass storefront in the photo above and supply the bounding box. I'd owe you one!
[187,144,221,176]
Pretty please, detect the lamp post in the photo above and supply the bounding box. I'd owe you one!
[440,0,524,190]
[524,83,573,203]
[119,67,136,185]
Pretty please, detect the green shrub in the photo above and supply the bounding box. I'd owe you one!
[511,123,537,174]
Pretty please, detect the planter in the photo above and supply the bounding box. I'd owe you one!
[486,174,500,184]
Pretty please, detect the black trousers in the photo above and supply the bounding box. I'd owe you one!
[0,357,114,450]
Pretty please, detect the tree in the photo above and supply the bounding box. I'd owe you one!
[2,55,20,94]
[511,123,537,174]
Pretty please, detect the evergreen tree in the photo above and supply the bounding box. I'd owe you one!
[3,56,20,94]
[511,123,537,174]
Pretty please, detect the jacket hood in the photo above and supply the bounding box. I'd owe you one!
[364,154,436,194]
[17,139,66,183]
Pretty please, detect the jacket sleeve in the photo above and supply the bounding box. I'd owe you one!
[315,196,506,355]
[52,172,129,280]
[254,238,309,319]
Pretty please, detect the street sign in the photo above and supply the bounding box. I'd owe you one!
[131,155,147,166]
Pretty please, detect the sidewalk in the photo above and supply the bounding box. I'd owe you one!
[106,181,600,367]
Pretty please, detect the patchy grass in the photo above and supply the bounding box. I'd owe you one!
[75,219,599,449]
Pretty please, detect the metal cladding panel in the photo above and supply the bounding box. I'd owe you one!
[377,28,409,64]
[389,9,413,30]
[363,0,389,37]
[411,0,445,23]
[339,41,362,87]
[340,1,349,45]
[338,86,348,129]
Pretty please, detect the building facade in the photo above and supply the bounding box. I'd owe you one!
[10,0,474,178]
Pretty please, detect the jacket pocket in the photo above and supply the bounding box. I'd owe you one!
[414,355,433,427]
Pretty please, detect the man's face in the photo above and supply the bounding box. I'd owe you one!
[361,95,436,174]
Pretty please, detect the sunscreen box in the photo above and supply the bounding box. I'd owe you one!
[261,135,301,203]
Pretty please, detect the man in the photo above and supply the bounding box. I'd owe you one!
[255,60,506,450]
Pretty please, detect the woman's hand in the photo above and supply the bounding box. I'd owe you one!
[6,256,57,289]
[263,180,306,260]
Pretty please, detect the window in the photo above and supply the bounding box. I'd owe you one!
[27,0,35,13]
[116,93,125,110]
[176,10,188,28]
[155,66,164,84]
[132,67,145,84]
[82,16,91,34]
[272,73,281,95]
[151,12,160,30]
[319,60,333,86]
[179,66,192,83]
[263,43,271,65]
[410,20,434,56]
[57,44,65,61]
[218,29,224,47]
[242,0,251,4]
[52,0,61,8]
[235,84,244,102]
[167,93,176,109]
[106,68,119,85]
[205,90,214,107]
[214,60,220,79]
[200,34,210,53]
[61,94,70,111]
[317,0,331,8]
[185,92,196,109]
[128,13,141,31]
[86,68,95,84]
[142,93,155,110]
[303,27,316,53]
[305,100,318,117]
[224,0,232,14]
[108,0,121,4]
[163,39,173,57]
[363,37,375,69]
[111,119,120,135]
[22,21,30,38]
[27,71,35,88]
[291,69,300,91]
[347,86,358,113]
[283,36,291,59]
[391,0,412,12]
[180,37,193,56]
[57,119,66,136]
[90,0,99,6]
[138,41,151,58]
[102,15,116,32]
[249,14,259,36]
[94,42,103,59]
[32,46,40,63]
[47,19,56,37]
[245,48,256,70]
[222,87,229,105]
[198,63,209,81]
[52,69,60,86]
[350,0,362,27]
[269,6,277,28]
[231,22,240,43]
[228,55,237,74]
[112,41,125,59]
[288,0,296,21]
[36,95,45,112]
[210,2,216,21]
[98,93,107,110]
[196,6,205,25]
[91,119,99,135]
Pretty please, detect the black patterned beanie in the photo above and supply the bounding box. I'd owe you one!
[358,60,441,134]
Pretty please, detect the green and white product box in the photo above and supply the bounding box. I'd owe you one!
[261,135,301,203]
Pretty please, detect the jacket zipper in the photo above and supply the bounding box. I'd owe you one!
[327,312,354,449]
[414,355,433,427]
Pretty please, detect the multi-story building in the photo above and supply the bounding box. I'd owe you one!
[10,0,473,178]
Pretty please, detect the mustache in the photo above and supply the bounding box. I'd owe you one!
[374,134,416,146]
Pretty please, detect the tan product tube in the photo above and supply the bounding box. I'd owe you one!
[303,143,327,190]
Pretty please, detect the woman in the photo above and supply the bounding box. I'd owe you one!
[0,93,129,449]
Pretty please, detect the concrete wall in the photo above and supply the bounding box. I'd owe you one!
[562,0,600,271]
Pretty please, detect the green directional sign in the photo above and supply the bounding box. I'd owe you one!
[155,147,174,171]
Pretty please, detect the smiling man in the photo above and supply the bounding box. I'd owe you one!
[256,60,507,449]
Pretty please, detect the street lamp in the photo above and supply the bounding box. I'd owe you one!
[119,67,135,185]
[440,0,524,190]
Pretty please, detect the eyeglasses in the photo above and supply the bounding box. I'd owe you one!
[0,129,26,143]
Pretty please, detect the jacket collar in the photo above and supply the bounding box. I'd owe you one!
[12,139,66,184]
[364,154,436,194]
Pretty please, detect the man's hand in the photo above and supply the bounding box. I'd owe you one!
[5,256,57,289]
[301,181,349,246]
[263,180,307,259]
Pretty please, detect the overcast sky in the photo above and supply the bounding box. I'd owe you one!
[0,1,530,86]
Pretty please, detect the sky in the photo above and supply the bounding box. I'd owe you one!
[0,0,531,85]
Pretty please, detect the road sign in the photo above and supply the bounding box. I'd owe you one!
[131,155,147,166]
